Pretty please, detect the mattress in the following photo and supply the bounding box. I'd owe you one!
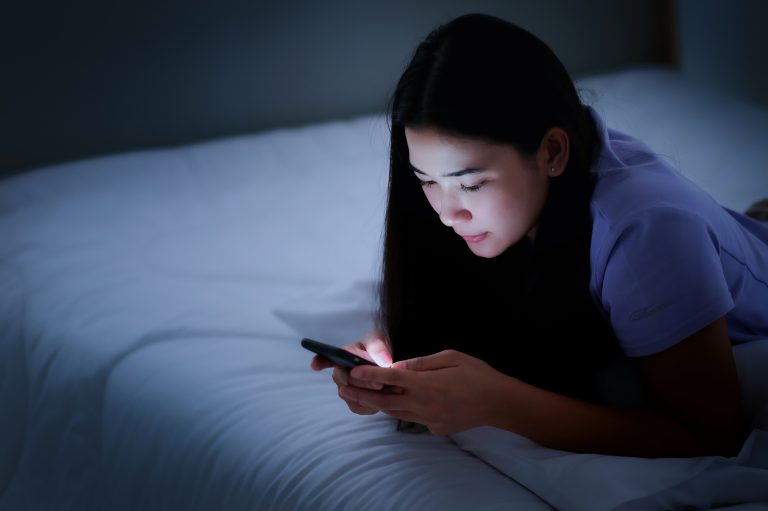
[1,67,767,510]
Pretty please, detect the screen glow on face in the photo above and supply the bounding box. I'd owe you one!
[405,127,550,258]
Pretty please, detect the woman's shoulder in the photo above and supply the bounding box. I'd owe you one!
[589,157,717,234]
[587,111,714,226]
[587,155,737,275]
[587,108,753,265]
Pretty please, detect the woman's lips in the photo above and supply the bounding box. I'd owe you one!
[460,232,488,243]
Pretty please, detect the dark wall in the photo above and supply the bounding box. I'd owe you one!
[677,0,768,107]
[0,0,664,179]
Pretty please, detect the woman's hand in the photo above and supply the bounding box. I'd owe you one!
[340,349,509,435]
[310,330,394,415]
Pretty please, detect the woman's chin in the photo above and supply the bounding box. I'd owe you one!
[467,240,501,258]
[466,234,520,258]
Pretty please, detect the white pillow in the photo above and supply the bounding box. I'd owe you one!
[272,279,379,345]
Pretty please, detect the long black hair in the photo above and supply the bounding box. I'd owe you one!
[378,13,620,399]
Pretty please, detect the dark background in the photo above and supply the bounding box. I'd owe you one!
[1,0,765,180]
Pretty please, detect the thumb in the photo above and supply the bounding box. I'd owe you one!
[362,336,392,368]
[392,350,458,371]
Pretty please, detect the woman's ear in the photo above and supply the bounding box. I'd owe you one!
[537,127,569,177]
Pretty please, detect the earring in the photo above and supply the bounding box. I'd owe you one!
[550,167,556,174]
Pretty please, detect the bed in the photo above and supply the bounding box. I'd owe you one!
[1,67,767,510]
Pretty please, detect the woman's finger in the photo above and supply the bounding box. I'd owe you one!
[391,349,460,371]
[331,367,349,387]
[348,374,383,390]
[349,365,415,388]
[345,331,393,368]
[331,367,382,390]
[360,336,393,367]
[340,385,410,412]
[346,401,379,415]
[310,354,334,371]
[338,386,379,414]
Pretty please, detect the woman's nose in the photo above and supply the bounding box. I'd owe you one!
[438,193,471,226]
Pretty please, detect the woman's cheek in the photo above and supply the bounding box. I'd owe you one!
[424,189,441,214]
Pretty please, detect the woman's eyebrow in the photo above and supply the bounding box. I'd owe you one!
[410,163,486,178]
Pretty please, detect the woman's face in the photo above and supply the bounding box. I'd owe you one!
[405,126,552,258]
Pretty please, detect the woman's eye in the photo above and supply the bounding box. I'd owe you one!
[418,180,485,191]
[461,182,484,192]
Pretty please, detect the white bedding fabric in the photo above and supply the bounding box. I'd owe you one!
[453,427,768,511]
[1,68,767,510]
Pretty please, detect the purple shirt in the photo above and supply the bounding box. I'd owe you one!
[588,108,768,357]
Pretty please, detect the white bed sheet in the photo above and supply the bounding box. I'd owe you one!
[0,109,547,510]
[1,68,767,510]
[96,336,548,510]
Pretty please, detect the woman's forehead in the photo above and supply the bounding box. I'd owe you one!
[404,127,524,173]
[404,127,493,161]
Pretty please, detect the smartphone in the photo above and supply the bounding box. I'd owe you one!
[301,338,377,368]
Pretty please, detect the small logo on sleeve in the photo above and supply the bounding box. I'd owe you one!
[630,300,674,321]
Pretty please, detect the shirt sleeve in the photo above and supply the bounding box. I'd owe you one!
[598,206,734,357]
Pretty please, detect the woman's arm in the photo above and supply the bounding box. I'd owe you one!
[488,317,745,457]
[343,316,747,458]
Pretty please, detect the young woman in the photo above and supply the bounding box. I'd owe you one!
[311,13,768,458]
